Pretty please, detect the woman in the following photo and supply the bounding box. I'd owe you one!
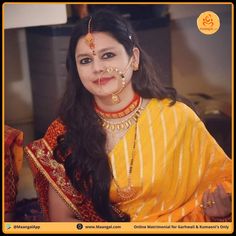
[25,10,232,222]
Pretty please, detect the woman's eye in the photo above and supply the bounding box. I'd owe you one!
[80,58,92,64]
[102,52,115,59]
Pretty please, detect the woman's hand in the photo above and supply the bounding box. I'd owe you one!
[201,184,231,221]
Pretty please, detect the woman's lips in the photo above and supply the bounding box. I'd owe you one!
[93,76,115,85]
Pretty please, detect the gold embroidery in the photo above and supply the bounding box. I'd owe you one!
[25,139,81,218]
[35,149,45,158]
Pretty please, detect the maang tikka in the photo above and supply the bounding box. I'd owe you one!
[85,16,96,56]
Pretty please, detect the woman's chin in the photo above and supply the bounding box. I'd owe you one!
[93,85,120,97]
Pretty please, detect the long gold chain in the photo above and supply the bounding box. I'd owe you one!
[99,98,144,201]
[112,120,139,201]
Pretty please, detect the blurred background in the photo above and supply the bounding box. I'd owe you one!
[3,3,232,218]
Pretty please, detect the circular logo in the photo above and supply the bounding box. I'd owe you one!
[197,11,220,35]
[76,223,83,230]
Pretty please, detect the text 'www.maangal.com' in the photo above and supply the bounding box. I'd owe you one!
[84,225,121,230]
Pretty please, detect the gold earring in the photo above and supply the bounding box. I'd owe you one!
[132,63,138,71]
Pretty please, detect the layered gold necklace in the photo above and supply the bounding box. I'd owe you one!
[95,93,140,119]
[95,96,144,201]
[99,97,144,132]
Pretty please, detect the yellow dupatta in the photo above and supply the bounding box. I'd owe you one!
[109,98,232,222]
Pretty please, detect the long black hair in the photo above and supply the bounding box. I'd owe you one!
[54,10,193,221]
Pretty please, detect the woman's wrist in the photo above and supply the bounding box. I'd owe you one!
[210,214,232,222]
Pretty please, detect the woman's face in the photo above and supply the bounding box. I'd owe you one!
[75,32,139,97]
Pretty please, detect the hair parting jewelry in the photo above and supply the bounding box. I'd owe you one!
[85,16,96,56]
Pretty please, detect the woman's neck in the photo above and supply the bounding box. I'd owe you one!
[94,82,135,113]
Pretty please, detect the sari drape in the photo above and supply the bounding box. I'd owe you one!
[25,98,232,222]
[109,98,232,221]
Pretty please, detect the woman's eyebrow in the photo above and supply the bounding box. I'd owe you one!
[76,53,90,58]
[99,47,116,53]
[76,47,116,58]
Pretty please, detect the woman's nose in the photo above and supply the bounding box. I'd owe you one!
[92,59,104,74]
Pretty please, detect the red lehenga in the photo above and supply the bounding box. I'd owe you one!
[25,119,104,221]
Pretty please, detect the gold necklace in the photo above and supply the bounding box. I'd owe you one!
[95,93,140,119]
[100,98,144,131]
[112,121,139,202]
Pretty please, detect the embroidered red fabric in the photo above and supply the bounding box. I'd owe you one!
[4,125,23,220]
[25,119,105,222]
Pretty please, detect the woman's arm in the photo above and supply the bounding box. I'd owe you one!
[48,184,79,222]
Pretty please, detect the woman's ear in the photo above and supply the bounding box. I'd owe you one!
[132,47,140,71]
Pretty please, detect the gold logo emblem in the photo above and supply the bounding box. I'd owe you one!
[197,11,220,35]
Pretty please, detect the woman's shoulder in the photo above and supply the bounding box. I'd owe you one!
[43,118,67,149]
[25,118,66,151]
[24,119,66,175]
[151,98,201,123]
